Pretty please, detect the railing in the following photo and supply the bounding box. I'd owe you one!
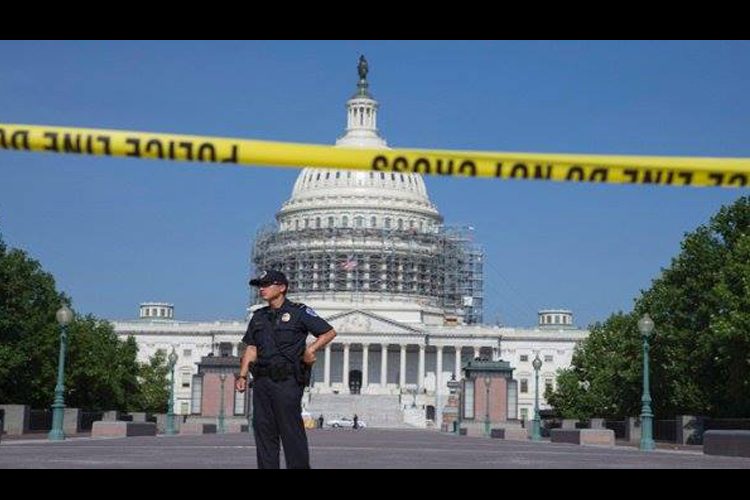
[80,411,104,431]
[29,409,52,431]
[654,419,676,442]
[605,420,626,439]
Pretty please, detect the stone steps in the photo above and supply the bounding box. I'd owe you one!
[303,393,411,428]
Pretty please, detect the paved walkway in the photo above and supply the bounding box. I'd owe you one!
[1,429,748,468]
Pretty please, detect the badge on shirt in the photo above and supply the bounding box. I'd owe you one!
[305,307,318,317]
[281,312,291,322]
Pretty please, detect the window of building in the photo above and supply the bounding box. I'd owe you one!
[234,385,246,416]
[520,408,529,421]
[371,216,377,228]
[385,218,391,229]
[295,219,300,230]
[544,355,553,363]
[520,354,528,362]
[181,371,191,388]
[304,218,309,228]
[520,378,528,393]
[182,349,192,358]
[180,402,189,415]
[328,216,334,228]
[398,219,403,230]
[191,375,202,414]
[555,315,560,324]
[315,217,321,228]
[219,342,233,357]
[355,216,363,228]
[463,380,475,419]
[342,215,348,228]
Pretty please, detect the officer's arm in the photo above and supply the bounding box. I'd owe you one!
[307,328,337,355]
[239,346,257,379]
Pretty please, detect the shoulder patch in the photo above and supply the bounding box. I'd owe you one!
[304,307,319,317]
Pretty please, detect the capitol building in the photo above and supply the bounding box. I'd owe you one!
[113,59,589,428]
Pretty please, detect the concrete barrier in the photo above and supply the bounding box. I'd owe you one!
[490,428,528,440]
[703,430,750,458]
[179,422,217,435]
[551,429,615,446]
[91,421,157,438]
[0,405,30,436]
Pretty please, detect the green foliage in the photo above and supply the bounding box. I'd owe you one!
[0,232,166,412]
[548,196,750,418]
[134,349,171,413]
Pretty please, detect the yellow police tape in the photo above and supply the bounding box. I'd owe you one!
[1,123,749,187]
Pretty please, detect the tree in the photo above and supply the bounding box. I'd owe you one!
[548,196,750,418]
[0,232,149,411]
[134,350,171,414]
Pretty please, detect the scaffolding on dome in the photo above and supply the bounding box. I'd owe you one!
[250,223,483,324]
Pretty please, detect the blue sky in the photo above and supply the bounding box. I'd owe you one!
[1,40,748,328]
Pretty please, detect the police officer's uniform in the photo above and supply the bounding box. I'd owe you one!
[243,271,332,469]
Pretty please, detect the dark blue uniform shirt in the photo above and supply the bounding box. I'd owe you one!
[242,299,332,367]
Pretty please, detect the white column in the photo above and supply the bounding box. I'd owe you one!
[362,344,369,390]
[454,345,462,379]
[343,343,350,389]
[418,344,425,389]
[436,346,443,394]
[399,344,406,388]
[324,344,331,387]
[380,343,388,388]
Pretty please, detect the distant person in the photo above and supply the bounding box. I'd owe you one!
[318,414,324,429]
[353,414,359,430]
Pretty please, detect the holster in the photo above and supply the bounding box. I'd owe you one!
[295,360,312,387]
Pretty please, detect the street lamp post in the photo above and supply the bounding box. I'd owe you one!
[484,375,491,437]
[447,373,460,434]
[638,314,655,451]
[49,305,73,441]
[166,348,178,435]
[218,373,227,433]
[531,354,543,441]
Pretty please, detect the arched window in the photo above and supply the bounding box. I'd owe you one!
[342,215,349,228]
[370,216,377,228]
[315,217,321,228]
[385,218,391,229]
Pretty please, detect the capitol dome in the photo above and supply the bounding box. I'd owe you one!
[251,57,482,325]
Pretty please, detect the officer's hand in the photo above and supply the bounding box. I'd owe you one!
[303,348,316,366]
[235,377,247,393]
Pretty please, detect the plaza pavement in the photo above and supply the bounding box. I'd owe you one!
[1,428,749,469]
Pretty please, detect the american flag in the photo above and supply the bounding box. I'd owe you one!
[341,256,358,271]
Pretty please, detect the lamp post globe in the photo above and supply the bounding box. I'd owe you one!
[531,354,543,441]
[49,305,73,441]
[638,314,656,451]
[165,348,178,435]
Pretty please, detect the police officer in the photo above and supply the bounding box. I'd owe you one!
[236,270,336,469]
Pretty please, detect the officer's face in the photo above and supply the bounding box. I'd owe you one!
[259,282,286,301]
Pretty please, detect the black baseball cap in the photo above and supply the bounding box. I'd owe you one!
[249,270,288,287]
